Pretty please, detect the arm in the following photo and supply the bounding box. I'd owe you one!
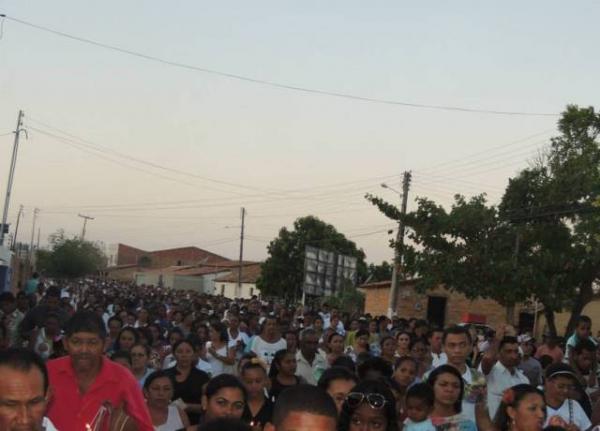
[475,400,498,431]
[480,327,505,376]
[178,406,191,428]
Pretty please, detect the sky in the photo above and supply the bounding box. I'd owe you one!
[0,1,599,264]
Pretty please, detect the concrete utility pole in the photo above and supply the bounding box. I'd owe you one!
[11,205,24,251]
[78,214,94,241]
[237,207,246,297]
[0,110,25,246]
[384,171,412,318]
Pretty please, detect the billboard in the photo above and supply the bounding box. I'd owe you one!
[303,245,357,297]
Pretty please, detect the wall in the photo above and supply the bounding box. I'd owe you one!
[216,281,256,299]
[364,282,523,328]
[535,299,600,338]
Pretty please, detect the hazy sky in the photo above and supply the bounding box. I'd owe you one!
[1,1,599,263]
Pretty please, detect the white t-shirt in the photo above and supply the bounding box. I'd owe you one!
[250,336,287,365]
[545,399,591,431]
[206,341,234,376]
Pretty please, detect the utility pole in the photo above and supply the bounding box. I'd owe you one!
[28,208,39,269]
[78,214,94,241]
[0,110,25,246]
[11,205,24,251]
[36,227,41,250]
[237,207,246,297]
[386,171,412,318]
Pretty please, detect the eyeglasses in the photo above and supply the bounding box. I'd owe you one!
[346,392,387,409]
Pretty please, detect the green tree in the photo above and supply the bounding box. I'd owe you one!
[256,216,367,301]
[36,229,107,278]
[367,261,394,282]
[366,105,600,336]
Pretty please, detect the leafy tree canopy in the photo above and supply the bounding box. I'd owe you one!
[36,229,107,279]
[366,105,600,336]
[257,216,367,301]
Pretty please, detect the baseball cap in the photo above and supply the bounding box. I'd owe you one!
[545,362,578,381]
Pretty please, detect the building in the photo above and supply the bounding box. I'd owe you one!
[107,243,229,268]
[360,279,533,330]
[214,263,262,299]
[133,261,260,295]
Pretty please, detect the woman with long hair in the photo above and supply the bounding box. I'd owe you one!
[493,384,545,431]
[240,359,273,429]
[205,322,235,376]
[144,370,190,430]
[268,349,303,401]
[395,331,412,358]
[165,339,210,425]
[380,336,397,366]
[338,379,398,431]
[114,327,139,352]
[392,356,419,423]
[427,364,477,431]
[199,374,247,427]
[327,332,346,365]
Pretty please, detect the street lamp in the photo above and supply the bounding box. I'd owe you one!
[381,183,402,196]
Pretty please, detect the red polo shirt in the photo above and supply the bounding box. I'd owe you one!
[47,356,153,431]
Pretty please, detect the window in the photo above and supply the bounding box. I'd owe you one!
[221,285,225,296]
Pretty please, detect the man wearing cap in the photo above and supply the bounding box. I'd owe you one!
[544,363,591,431]
[518,334,543,385]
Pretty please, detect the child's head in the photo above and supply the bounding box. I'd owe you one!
[394,356,418,388]
[405,383,434,423]
[240,359,268,398]
[576,316,592,339]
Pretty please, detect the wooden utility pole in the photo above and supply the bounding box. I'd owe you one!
[387,171,412,318]
[237,207,246,297]
[11,205,24,251]
[78,214,94,241]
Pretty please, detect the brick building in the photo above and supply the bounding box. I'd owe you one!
[108,243,230,268]
[360,279,533,331]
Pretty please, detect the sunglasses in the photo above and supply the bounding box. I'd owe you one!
[346,392,387,409]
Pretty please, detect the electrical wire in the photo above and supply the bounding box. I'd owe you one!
[27,118,285,196]
[3,14,558,117]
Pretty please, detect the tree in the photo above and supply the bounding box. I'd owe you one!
[367,261,394,282]
[256,216,367,301]
[500,105,600,335]
[36,229,107,278]
[365,193,526,311]
[366,105,600,336]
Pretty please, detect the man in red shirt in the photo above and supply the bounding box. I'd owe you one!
[46,310,153,431]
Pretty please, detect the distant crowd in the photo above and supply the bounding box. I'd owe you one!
[1,277,599,431]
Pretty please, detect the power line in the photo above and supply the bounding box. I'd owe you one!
[27,119,284,196]
[3,14,558,117]
[416,129,555,173]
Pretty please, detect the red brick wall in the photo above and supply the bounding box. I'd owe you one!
[149,247,228,268]
[116,244,147,266]
[116,244,230,268]
[364,282,522,328]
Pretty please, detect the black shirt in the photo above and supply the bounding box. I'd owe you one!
[165,366,210,425]
[269,375,303,402]
[242,397,274,428]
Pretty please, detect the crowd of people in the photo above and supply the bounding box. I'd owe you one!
[0,278,599,431]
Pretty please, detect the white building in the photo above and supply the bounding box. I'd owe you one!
[214,263,262,299]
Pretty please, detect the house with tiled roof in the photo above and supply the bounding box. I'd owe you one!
[214,263,262,299]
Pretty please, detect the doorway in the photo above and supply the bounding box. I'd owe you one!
[427,296,447,328]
